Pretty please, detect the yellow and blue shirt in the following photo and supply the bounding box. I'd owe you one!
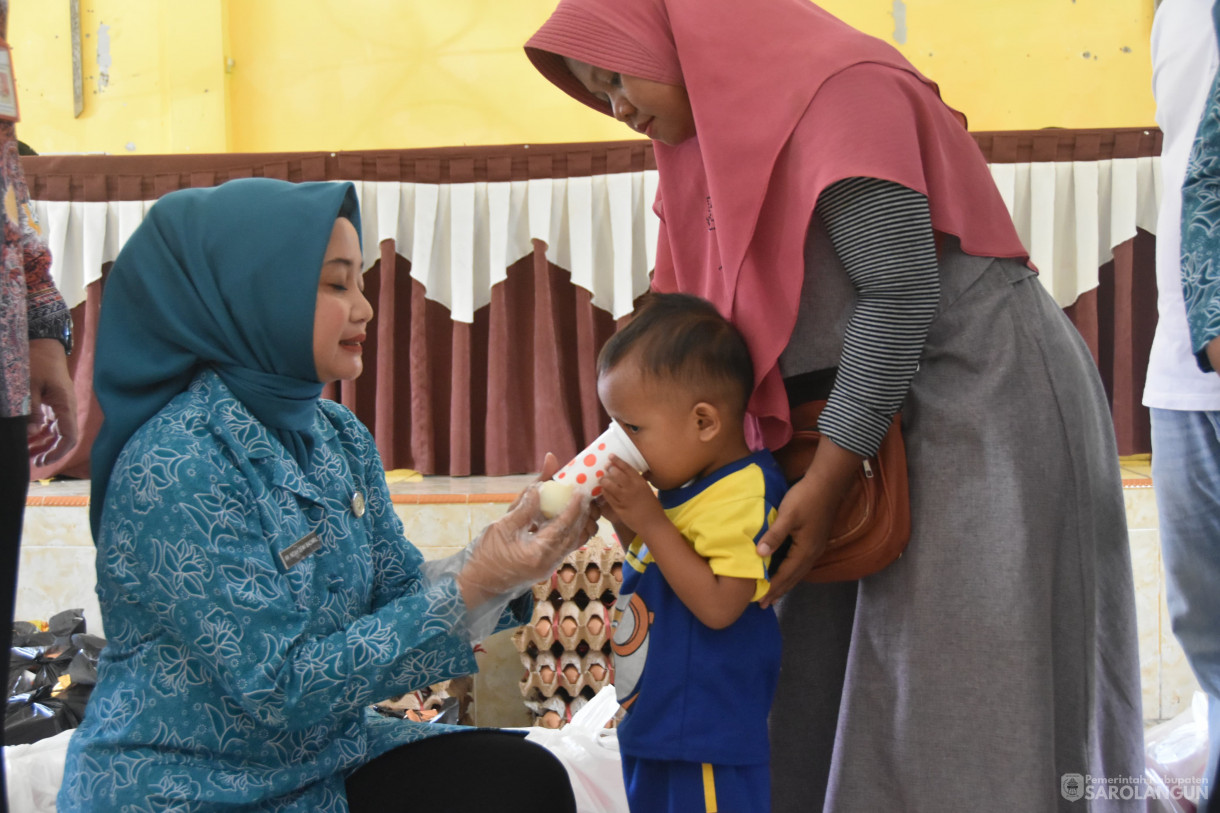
[611,450,785,766]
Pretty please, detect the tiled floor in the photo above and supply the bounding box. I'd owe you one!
[1119,454,1153,481]
[1115,455,1206,726]
[17,459,1202,727]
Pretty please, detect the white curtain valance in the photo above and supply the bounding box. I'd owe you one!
[33,156,1158,319]
[988,156,1161,306]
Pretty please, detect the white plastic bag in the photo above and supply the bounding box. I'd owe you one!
[4,727,75,813]
[1144,691,1211,813]
[524,686,629,813]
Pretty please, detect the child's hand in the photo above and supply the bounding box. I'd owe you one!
[599,457,666,538]
[595,497,636,549]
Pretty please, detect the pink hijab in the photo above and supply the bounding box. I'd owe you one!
[527,0,1029,448]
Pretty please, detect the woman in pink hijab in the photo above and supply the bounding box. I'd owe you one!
[528,1,1146,811]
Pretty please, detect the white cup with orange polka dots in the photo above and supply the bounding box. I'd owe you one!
[538,422,649,517]
[555,422,648,498]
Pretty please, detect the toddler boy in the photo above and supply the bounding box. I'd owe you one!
[597,292,785,813]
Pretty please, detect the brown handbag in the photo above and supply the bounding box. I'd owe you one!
[772,399,911,582]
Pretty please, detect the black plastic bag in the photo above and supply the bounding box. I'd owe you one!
[8,643,74,696]
[4,684,85,746]
[67,633,106,687]
[6,613,106,745]
[46,608,87,651]
[10,621,53,648]
[8,609,95,695]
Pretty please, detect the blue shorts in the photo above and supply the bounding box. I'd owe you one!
[621,754,769,813]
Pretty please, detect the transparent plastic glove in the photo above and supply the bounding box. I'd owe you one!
[423,476,595,642]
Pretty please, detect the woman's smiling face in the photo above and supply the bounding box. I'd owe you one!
[564,57,696,146]
[313,218,373,384]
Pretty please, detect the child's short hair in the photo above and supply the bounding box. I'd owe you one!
[597,292,754,413]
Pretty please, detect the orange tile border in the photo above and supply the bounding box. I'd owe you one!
[25,495,89,507]
[387,493,518,505]
[388,493,518,505]
[394,493,469,505]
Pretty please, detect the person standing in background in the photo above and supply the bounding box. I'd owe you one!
[527,1,1145,809]
[0,0,79,806]
[1153,1,1220,809]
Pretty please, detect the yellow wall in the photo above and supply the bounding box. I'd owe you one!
[12,0,1157,156]
[13,1,228,154]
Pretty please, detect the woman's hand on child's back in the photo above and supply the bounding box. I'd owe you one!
[756,438,863,607]
[756,476,837,607]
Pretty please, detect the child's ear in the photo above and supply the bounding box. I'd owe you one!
[692,402,721,441]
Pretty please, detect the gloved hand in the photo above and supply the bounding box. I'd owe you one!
[422,454,598,642]
[455,480,594,610]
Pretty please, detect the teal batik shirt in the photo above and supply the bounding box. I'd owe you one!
[58,369,525,812]
[1182,0,1220,371]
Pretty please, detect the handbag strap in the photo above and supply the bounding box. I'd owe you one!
[787,399,828,433]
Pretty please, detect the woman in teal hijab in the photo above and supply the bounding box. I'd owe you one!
[89,178,346,532]
[62,178,586,812]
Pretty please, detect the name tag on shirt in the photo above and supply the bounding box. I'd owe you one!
[279,531,320,570]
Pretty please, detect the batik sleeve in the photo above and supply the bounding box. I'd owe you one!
[1181,5,1220,371]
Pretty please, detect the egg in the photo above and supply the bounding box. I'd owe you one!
[539,480,575,518]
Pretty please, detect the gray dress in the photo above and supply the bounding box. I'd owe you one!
[770,225,1146,812]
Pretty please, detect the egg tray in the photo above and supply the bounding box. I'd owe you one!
[514,538,625,728]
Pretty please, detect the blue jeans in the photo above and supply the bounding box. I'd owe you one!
[1152,408,1220,812]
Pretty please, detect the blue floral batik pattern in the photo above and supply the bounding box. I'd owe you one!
[58,369,525,812]
[1182,0,1220,372]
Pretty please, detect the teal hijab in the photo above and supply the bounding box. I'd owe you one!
[90,178,362,537]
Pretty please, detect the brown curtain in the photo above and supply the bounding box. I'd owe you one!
[350,239,623,476]
[1063,229,1159,456]
[25,129,1161,480]
[38,242,626,481]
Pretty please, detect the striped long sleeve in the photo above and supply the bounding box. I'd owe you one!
[814,176,940,457]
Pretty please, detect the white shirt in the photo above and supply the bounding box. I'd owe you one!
[1144,0,1220,409]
